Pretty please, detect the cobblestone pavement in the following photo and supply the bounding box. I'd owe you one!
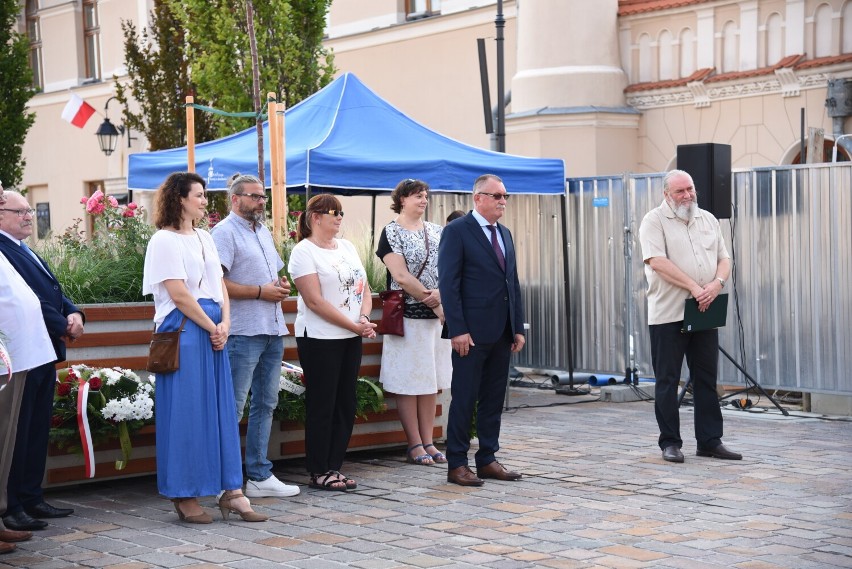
[3,386,851,568]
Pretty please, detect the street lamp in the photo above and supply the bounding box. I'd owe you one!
[96,96,129,156]
[832,133,852,163]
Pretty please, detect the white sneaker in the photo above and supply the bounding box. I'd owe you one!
[245,475,300,498]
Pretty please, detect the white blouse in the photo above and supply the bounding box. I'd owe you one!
[143,229,224,325]
[288,238,367,339]
[0,253,53,373]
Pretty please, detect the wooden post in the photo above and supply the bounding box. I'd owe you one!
[267,93,282,240]
[185,96,196,172]
[279,101,287,223]
[271,100,287,241]
[806,127,825,164]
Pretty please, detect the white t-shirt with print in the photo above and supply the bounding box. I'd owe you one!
[288,238,367,339]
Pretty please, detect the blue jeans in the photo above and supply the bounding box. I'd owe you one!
[227,334,285,481]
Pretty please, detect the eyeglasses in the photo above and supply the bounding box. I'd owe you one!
[0,208,35,217]
[323,209,344,217]
[477,192,510,201]
[236,193,268,202]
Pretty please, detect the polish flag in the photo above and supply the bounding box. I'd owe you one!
[61,93,96,128]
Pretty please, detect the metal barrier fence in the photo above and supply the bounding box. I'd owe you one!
[432,163,852,395]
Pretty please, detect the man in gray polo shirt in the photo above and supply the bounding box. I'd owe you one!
[212,174,299,498]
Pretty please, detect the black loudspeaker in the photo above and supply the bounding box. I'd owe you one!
[676,143,732,219]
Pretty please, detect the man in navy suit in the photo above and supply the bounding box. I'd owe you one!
[438,174,526,486]
[0,191,83,531]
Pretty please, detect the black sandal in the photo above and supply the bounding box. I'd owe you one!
[333,470,357,489]
[309,471,347,491]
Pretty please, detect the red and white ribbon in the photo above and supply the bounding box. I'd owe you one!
[76,376,95,478]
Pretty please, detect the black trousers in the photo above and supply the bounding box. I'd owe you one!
[445,324,513,470]
[296,335,362,474]
[6,361,55,513]
[649,322,723,450]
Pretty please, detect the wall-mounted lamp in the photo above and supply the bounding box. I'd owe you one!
[96,96,134,156]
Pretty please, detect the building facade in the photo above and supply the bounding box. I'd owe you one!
[15,0,852,238]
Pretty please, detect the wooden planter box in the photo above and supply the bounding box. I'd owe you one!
[47,297,449,487]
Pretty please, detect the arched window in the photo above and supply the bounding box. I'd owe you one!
[680,28,695,77]
[659,30,673,80]
[721,20,738,73]
[638,33,652,82]
[26,0,42,90]
[842,2,852,53]
[814,3,833,57]
[766,13,783,65]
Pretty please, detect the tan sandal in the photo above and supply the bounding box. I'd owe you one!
[218,490,268,522]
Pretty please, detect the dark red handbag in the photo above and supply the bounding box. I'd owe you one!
[377,226,431,337]
[377,290,405,336]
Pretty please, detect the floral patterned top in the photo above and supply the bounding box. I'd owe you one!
[376,220,442,318]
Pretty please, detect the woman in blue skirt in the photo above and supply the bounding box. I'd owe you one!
[142,172,266,523]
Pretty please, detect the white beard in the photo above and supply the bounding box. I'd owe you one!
[673,201,696,221]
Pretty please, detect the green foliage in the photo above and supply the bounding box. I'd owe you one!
[168,0,335,138]
[349,222,387,293]
[38,191,154,304]
[114,1,218,149]
[272,370,385,424]
[0,0,36,186]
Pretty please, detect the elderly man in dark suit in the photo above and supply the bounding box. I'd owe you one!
[438,174,526,486]
[0,190,84,531]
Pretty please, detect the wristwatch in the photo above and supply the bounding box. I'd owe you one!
[716,277,726,287]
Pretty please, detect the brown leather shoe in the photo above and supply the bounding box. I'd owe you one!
[447,465,484,487]
[696,443,742,460]
[0,542,15,554]
[0,529,32,543]
[477,461,522,481]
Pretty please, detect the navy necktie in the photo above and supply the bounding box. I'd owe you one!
[20,241,50,275]
[487,225,505,271]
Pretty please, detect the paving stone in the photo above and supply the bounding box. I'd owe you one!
[2,389,849,568]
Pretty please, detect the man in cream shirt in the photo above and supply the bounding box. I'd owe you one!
[0,183,54,554]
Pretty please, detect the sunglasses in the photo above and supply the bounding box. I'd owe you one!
[322,209,344,217]
[477,192,511,201]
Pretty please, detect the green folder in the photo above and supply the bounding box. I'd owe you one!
[682,293,728,332]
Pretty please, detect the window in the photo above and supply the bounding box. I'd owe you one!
[638,33,652,82]
[26,0,42,90]
[766,13,783,65]
[844,2,852,53]
[680,28,695,77]
[82,0,101,81]
[658,30,673,80]
[721,20,738,73]
[814,3,832,58]
[406,0,441,20]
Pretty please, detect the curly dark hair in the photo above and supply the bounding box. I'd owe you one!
[296,193,343,242]
[153,172,206,230]
[390,178,429,214]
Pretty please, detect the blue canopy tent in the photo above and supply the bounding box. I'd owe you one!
[127,73,564,194]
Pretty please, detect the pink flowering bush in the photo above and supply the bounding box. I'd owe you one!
[40,189,154,303]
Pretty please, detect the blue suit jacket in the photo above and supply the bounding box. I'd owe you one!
[438,212,525,344]
[0,234,82,363]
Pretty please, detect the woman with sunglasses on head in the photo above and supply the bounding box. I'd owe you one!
[375,179,451,466]
[288,194,377,491]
